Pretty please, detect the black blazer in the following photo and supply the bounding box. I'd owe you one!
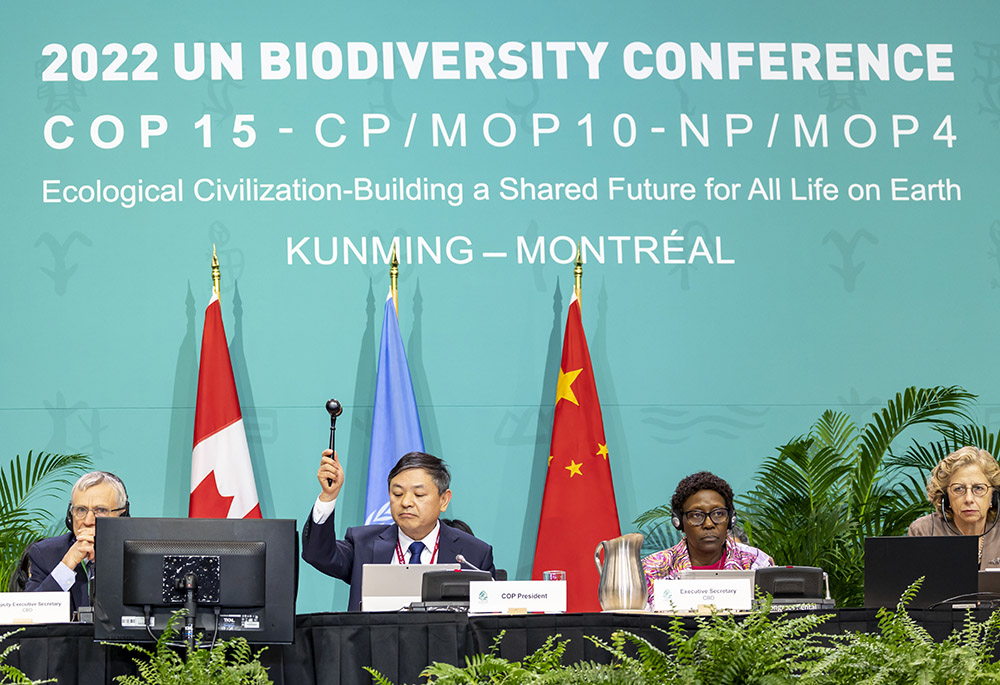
[302,509,496,611]
[24,532,89,613]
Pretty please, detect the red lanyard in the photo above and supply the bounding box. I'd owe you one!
[395,529,440,564]
[692,555,727,571]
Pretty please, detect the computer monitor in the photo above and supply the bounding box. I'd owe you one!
[864,535,978,608]
[94,517,297,644]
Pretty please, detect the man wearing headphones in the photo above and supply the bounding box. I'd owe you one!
[24,471,129,613]
[641,471,773,607]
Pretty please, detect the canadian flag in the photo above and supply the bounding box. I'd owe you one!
[189,291,262,519]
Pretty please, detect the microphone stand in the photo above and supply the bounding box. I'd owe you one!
[176,573,199,655]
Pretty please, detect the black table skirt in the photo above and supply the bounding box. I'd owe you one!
[0,608,991,685]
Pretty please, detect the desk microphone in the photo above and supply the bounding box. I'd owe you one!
[455,554,493,579]
[325,399,343,487]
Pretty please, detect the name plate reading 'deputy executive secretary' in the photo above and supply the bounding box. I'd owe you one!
[0,592,70,624]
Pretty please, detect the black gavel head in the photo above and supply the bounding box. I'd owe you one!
[326,399,343,418]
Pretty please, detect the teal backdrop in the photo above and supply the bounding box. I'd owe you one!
[2,1,1000,612]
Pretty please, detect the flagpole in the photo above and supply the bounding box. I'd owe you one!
[211,244,220,298]
[390,242,399,317]
[574,242,582,302]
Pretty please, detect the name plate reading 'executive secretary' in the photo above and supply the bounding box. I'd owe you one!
[652,578,753,613]
[0,592,70,624]
[468,580,567,614]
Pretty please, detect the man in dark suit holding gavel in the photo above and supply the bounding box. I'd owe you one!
[302,449,496,611]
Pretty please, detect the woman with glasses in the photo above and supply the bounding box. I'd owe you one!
[908,446,1000,568]
[642,471,773,607]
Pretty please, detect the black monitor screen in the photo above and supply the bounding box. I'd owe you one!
[94,517,297,644]
[864,535,978,608]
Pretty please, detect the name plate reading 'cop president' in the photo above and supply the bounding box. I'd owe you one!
[468,580,567,614]
[652,578,753,613]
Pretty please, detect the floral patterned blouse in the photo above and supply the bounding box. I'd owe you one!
[642,536,775,607]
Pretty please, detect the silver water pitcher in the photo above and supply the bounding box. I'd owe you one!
[593,533,646,610]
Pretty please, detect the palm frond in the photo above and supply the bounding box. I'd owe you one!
[934,424,1000,457]
[812,410,856,458]
[853,386,975,514]
[886,438,952,473]
[632,504,673,531]
[0,451,92,517]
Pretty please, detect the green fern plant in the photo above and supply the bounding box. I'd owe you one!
[362,583,1000,685]
[533,662,647,684]
[112,611,271,685]
[584,622,682,683]
[803,579,1000,684]
[0,451,92,590]
[365,632,572,685]
[590,592,832,684]
[0,629,54,684]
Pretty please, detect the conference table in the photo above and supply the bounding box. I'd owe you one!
[0,608,989,685]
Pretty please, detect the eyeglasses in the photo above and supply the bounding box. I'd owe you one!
[948,483,991,498]
[683,507,729,527]
[70,505,126,519]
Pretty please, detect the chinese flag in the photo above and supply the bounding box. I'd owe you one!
[189,291,262,519]
[532,292,621,611]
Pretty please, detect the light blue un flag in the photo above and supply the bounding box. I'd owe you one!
[364,291,424,525]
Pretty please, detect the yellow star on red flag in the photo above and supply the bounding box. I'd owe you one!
[596,443,609,460]
[565,460,583,477]
[555,367,583,406]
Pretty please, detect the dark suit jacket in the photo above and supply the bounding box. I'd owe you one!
[302,509,496,611]
[24,532,89,613]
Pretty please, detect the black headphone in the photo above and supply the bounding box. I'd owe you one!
[672,502,737,532]
[939,486,1000,544]
[65,471,130,533]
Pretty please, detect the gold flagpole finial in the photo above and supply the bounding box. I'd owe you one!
[390,242,399,317]
[574,242,583,302]
[211,244,220,298]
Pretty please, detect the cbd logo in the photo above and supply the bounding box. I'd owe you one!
[478,590,488,601]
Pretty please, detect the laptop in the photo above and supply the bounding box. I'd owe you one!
[360,563,460,612]
[979,569,1000,596]
[678,569,757,581]
[864,536,979,608]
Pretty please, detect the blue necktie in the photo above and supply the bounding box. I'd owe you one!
[408,541,425,564]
